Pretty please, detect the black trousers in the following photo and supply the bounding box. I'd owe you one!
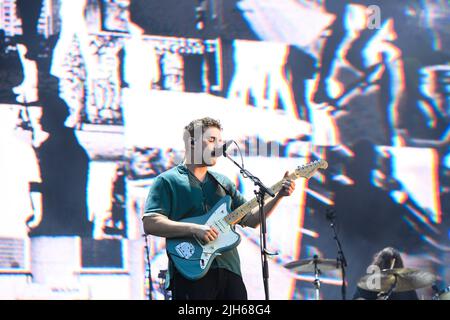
[172,268,248,300]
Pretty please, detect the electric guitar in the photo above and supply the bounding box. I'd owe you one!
[166,159,328,280]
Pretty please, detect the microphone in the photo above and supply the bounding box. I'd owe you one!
[212,140,233,157]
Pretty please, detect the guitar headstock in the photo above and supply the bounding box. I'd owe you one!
[294,159,328,179]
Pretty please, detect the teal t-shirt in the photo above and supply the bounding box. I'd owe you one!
[144,164,247,279]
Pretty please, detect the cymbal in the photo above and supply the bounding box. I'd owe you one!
[437,290,450,300]
[357,268,436,293]
[284,258,341,273]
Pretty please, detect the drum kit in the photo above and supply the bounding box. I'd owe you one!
[284,255,342,300]
[284,257,448,300]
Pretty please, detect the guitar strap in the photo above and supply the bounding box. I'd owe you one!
[207,171,234,199]
[208,171,249,226]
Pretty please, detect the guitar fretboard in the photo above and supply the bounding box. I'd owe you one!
[223,172,298,225]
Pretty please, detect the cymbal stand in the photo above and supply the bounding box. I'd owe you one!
[313,255,321,300]
[378,274,398,300]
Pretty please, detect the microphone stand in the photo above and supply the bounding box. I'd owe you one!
[143,234,153,300]
[326,208,347,300]
[224,151,276,300]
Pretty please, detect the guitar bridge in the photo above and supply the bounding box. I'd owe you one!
[199,252,221,269]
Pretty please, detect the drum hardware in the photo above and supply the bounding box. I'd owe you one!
[284,255,341,300]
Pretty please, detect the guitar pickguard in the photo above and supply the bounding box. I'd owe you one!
[197,201,240,269]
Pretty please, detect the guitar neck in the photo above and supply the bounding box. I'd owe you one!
[223,172,297,225]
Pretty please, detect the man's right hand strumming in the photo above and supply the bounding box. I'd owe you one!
[191,224,219,244]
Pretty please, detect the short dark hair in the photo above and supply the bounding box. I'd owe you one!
[183,117,222,145]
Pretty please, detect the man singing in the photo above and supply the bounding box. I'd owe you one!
[143,117,296,299]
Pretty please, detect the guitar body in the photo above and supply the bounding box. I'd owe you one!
[166,195,241,280]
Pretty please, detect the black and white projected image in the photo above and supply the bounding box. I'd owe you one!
[0,0,449,300]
